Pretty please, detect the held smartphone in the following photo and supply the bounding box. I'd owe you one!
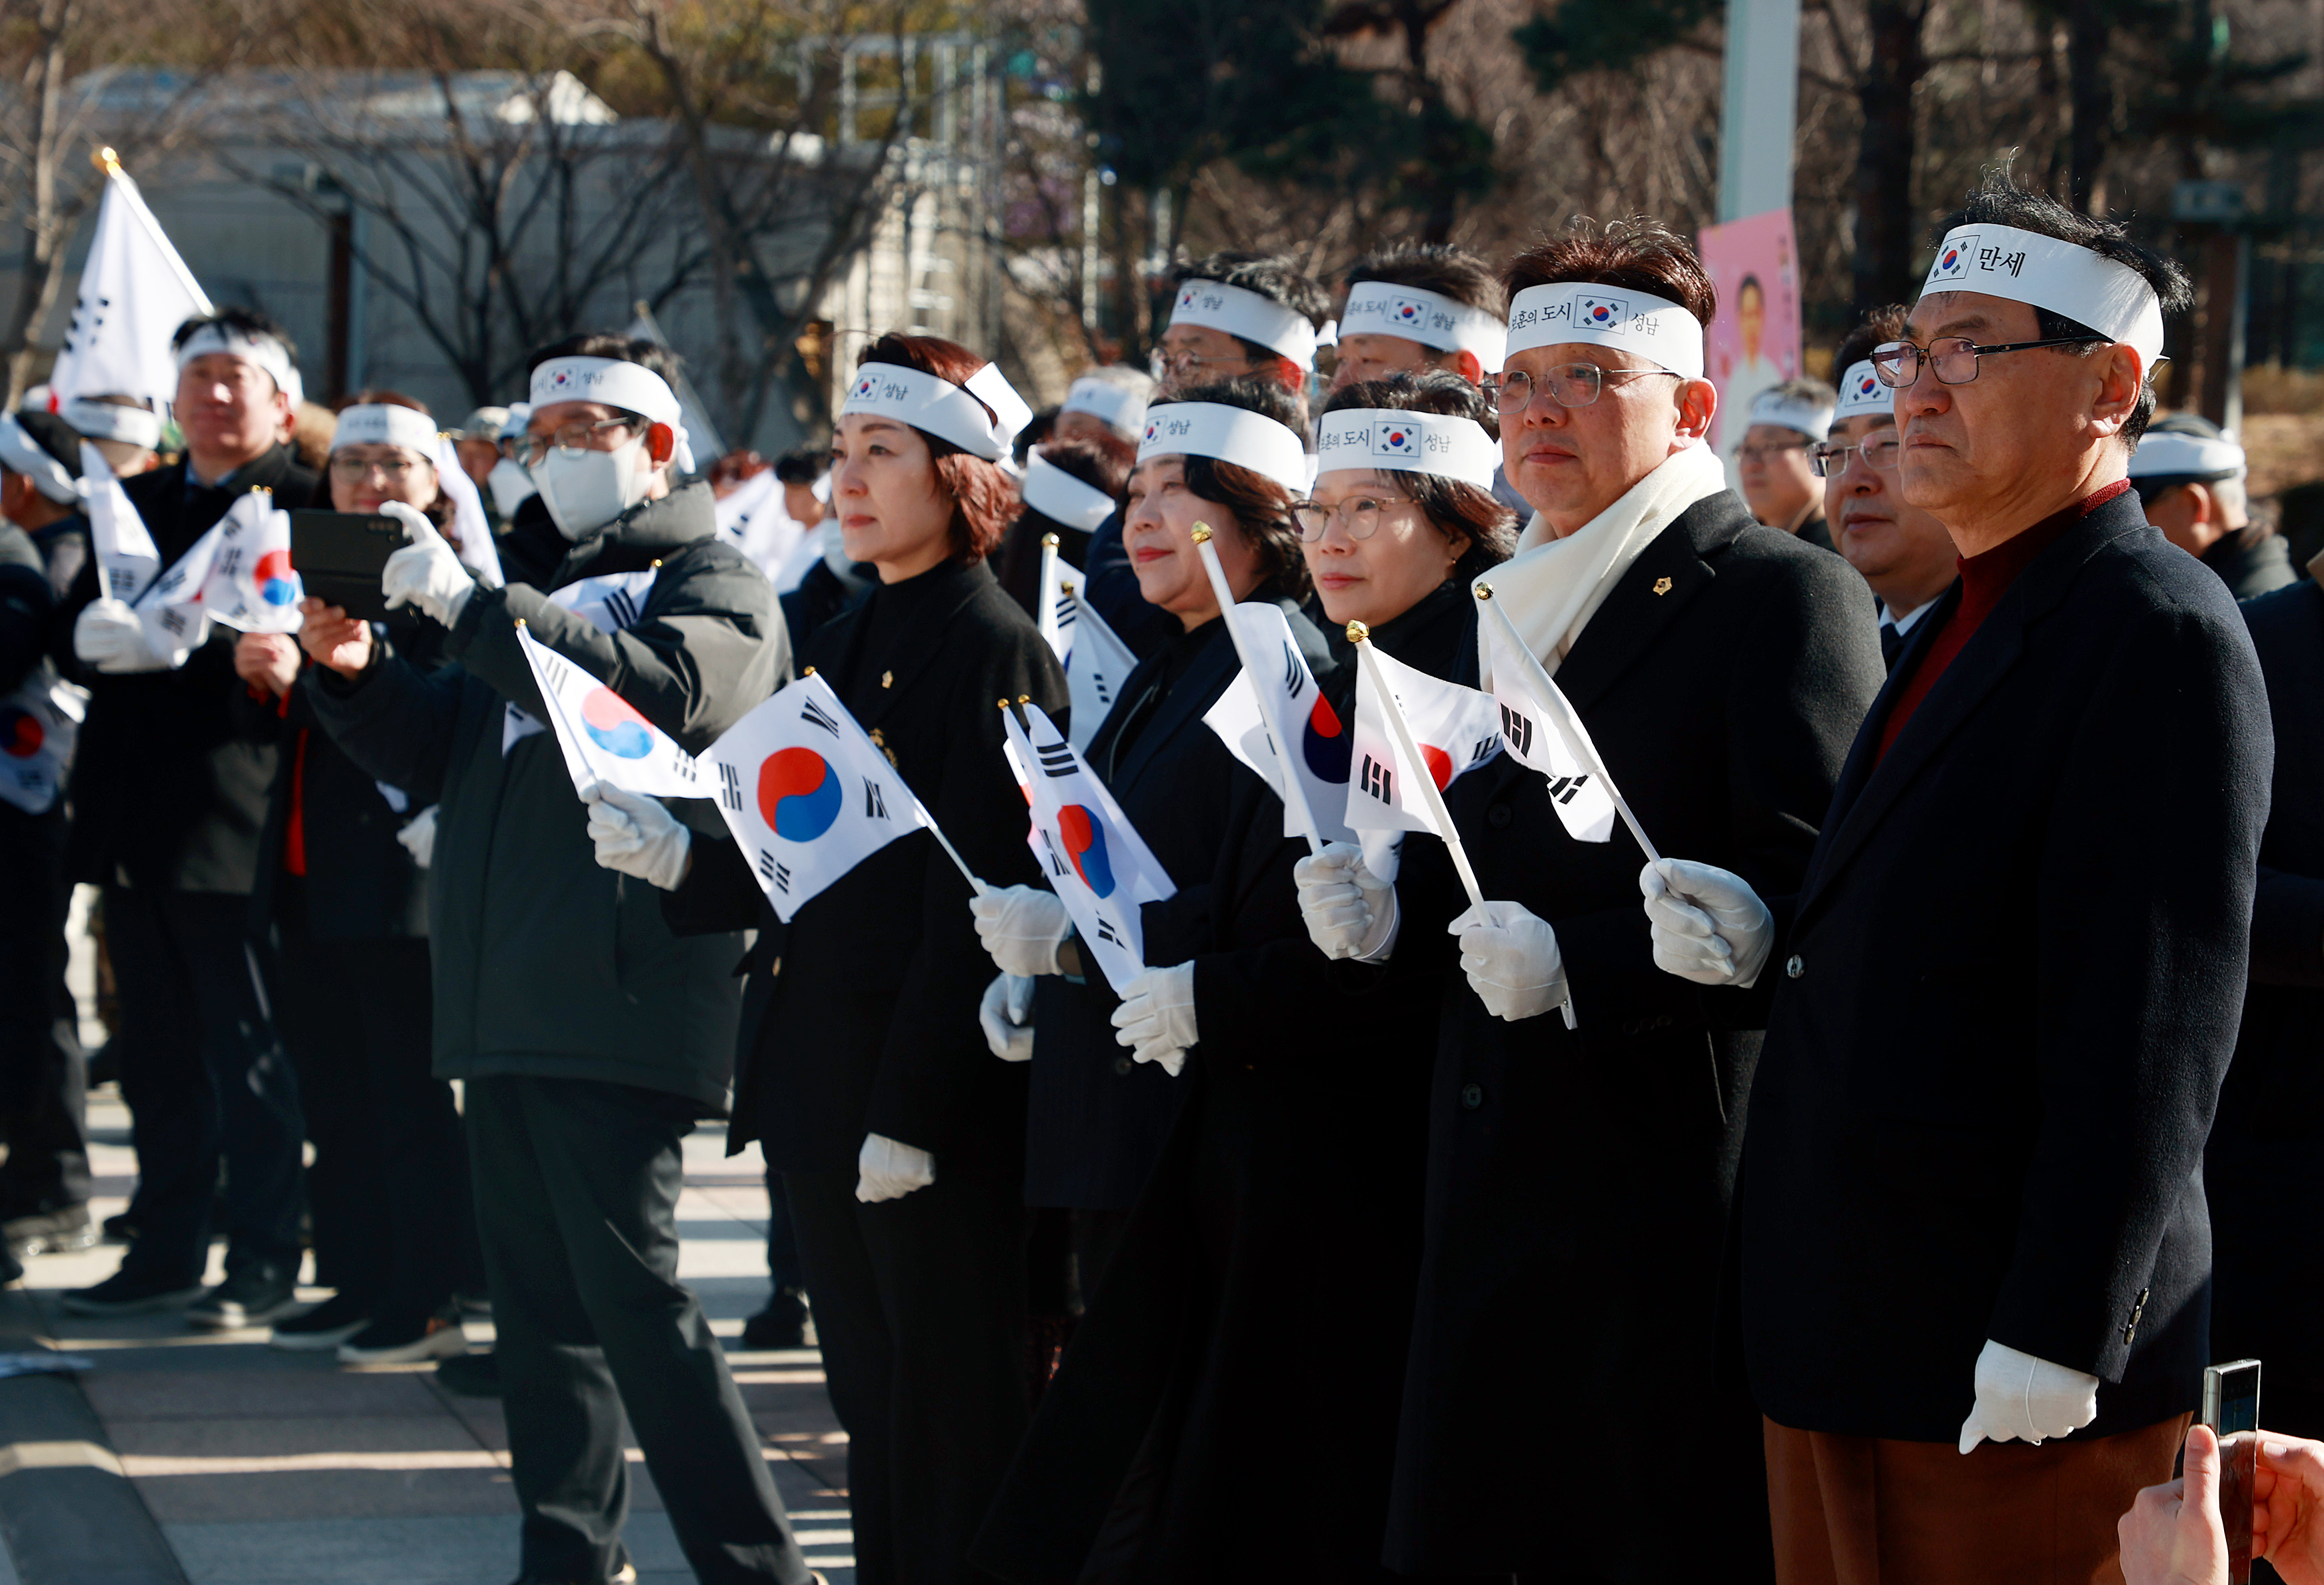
[2203,1358,2263,1585]
[289,509,407,623]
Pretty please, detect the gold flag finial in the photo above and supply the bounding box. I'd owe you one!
[1041,532,1059,549]
[1345,620,1369,644]
[1189,523,1212,545]
[93,147,121,175]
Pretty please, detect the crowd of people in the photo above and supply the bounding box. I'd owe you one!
[0,160,2319,1585]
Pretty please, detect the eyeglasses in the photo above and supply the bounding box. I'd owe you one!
[1290,493,1414,543]
[1481,363,1680,415]
[1149,347,1254,383]
[1871,335,2107,387]
[1734,441,1809,464]
[1809,433,1903,478]
[329,454,422,481]
[520,417,639,469]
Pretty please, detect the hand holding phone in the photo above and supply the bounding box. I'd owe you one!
[2206,1359,2263,1585]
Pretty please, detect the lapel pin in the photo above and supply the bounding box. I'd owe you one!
[1653,577,1673,597]
[881,670,893,689]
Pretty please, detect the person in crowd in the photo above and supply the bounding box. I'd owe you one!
[57,307,316,1328]
[2121,1425,2324,1585]
[591,331,1062,1585]
[60,393,165,477]
[1051,365,1152,451]
[995,436,1132,613]
[239,393,483,1366]
[1296,219,1883,1585]
[0,410,94,1264]
[1736,377,1838,550]
[289,399,339,474]
[1817,308,1959,668]
[2131,414,2296,599]
[453,407,509,492]
[1643,171,2269,1585]
[296,333,815,1585]
[977,369,1515,1582]
[2208,564,2324,1444]
[773,445,872,645]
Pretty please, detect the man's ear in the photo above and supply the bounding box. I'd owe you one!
[2187,480,2217,526]
[645,422,677,469]
[1451,349,1485,385]
[1675,378,1718,445]
[2091,345,2145,435]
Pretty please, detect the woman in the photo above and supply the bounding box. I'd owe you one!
[235,392,483,1364]
[603,333,1065,1585]
[972,373,1513,1584]
[995,436,1131,615]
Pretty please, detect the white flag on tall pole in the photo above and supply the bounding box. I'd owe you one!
[1476,586,1657,857]
[49,155,213,412]
[515,625,703,801]
[199,491,305,635]
[1034,543,1139,753]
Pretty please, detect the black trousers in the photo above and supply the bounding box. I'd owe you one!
[270,880,479,1321]
[463,1074,811,1585]
[764,1165,805,1297]
[0,807,88,1210]
[105,884,303,1282]
[786,1167,1031,1585]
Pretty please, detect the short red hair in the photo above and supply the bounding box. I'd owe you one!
[854,333,1020,565]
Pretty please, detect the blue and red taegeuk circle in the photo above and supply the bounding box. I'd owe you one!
[1058,803,1115,897]
[1301,693,1351,783]
[759,747,841,841]
[255,548,301,607]
[1,709,41,759]
[579,689,654,759]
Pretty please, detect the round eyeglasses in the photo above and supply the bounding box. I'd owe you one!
[1481,363,1680,414]
[1291,493,1414,543]
[520,417,640,469]
[1871,335,2107,388]
[1809,433,1903,478]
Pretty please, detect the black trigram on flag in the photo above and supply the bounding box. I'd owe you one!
[718,761,743,811]
[1089,670,1115,707]
[863,778,887,819]
[1359,753,1394,803]
[537,651,571,691]
[159,608,187,637]
[799,697,841,737]
[1037,739,1075,779]
[1280,641,1305,696]
[673,754,699,784]
[1054,594,1076,631]
[1545,774,1590,806]
[1499,703,1533,757]
[1471,735,1500,765]
[213,546,242,579]
[757,849,791,893]
[1091,914,1126,948]
[604,587,643,631]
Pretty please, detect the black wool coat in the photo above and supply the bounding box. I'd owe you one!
[1382,491,1883,1580]
[663,558,1066,1181]
[1741,489,2272,1444]
[57,447,320,891]
[2209,576,2324,1431]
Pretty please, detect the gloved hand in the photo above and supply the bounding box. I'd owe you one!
[395,805,439,869]
[1450,901,1569,1022]
[1111,963,1197,1076]
[73,597,171,674]
[583,783,692,890]
[979,972,1035,1062]
[855,1132,935,1204]
[379,500,477,628]
[1293,841,1400,962]
[1957,1338,2101,1454]
[970,884,1073,976]
[1641,858,1775,988]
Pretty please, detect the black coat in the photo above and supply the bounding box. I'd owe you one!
[2209,577,2324,1429]
[664,558,1066,1180]
[1019,595,1330,1210]
[977,579,1472,1585]
[1383,492,1884,1579]
[57,447,320,891]
[1741,489,2272,1444]
[2201,529,2296,601]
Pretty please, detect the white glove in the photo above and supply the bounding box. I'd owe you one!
[855,1132,935,1204]
[969,884,1073,976]
[979,972,1035,1062]
[1293,841,1400,962]
[379,500,476,628]
[1110,963,1196,1076]
[1450,900,1569,1022]
[1641,858,1775,988]
[583,783,692,890]
[395,805,439,869]
[73,597,169,674]
[1957,1338,2101,1454]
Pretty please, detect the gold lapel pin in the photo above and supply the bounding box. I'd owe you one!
[881,670,893,689]
[1653,576,1673,597]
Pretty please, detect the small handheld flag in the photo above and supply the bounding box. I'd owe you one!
[515,624,703,801]
[1343,627,1497,905]
[1035,539,1138,752]
[1190,523,1339,853]
[199,491,305,635]
[81,441,159,606]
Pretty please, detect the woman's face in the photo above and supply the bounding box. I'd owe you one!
[1121,455,1263,628]
[1299,467,1467,629]
[330,443,439,516]
[831,413,954,583]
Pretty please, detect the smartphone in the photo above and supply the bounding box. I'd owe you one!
[2204,1358,2263,1585]
[289,509,407,623]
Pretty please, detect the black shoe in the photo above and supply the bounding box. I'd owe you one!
[739,1288,808,1350]
[269,1291,371,1352]
[433,1349,500,1398]
[338,1310,467,1366]
[185,1262,300,1331]
[59,1267,203,1316]
[3,1202,96,1259]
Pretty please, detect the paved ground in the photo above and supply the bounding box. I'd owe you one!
[0,1088,854,1585]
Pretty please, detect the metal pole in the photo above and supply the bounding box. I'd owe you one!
[1717,0,1802,223]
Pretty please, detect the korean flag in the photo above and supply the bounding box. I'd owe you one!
[515,625,703,802]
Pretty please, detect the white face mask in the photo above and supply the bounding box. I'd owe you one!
[531,433,653,541]
[485,457,536,519]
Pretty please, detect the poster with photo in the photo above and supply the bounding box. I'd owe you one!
[1699,209,1803,490]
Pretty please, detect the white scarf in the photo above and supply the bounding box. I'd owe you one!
[1473,441,1728,683]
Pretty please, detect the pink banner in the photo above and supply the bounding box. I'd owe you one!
[1698,209,1803,477]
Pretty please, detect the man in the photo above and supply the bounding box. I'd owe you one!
[453,406,509,490]
[1644,172,2271,1584]
[57,308,315,1328]
[297,333,815,1585]
[1819,310,1959,668]
[2130,413,2295,599]
[57,393,164,477]
[1736,378,1837,550]
[1051,364,1151,451]
[1330,242,1506,389]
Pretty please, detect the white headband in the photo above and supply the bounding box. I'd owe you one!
[0,413,80,504]
[1831,359,1889,421]
[1505,282,1705,379]
[1314,407,1499,489]
[1136,401,1310,497]
[529,356,695,473]
[1021,451,1117,532]
[60,397,163,449]
[1061,375,1146,437]
[1339,281,1507,373]
[1747,388,1835,441]
[1167,279,1319,371]
[177,323,300,403]
[840,360,1030,462]
[2128,429,2245,481]
[1919,223,2167,373]
[331,403,443,457]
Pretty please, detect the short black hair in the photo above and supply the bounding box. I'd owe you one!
[525,331,681,388]
[171,305,299,363]
[1505,217,1717,328]
[1342,243,1507,319]
[1173,251,1331,367]
[13,409,83,477]
[1933,170,2193,445]
[1321,369,1517,565]
[773,447,825,486]
[1833,305,1911,379]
